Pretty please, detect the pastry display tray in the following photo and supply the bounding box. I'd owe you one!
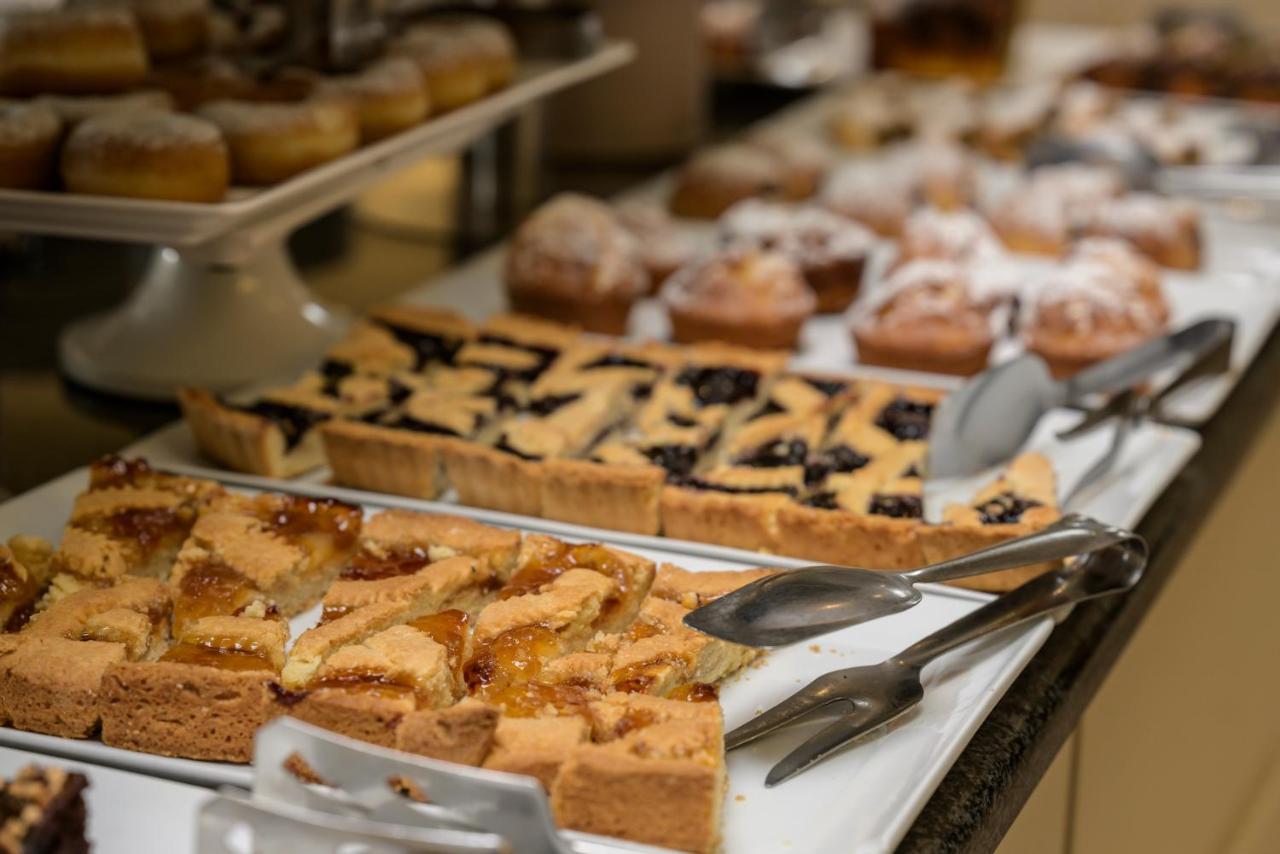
[0,746,209,854]
[0,42,633,248]
[0,470,1051,854]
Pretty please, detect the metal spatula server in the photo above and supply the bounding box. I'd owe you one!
[926,318,1234,479]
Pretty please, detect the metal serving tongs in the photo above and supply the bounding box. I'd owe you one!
[196,718,669,854]
[722,538,1147,787]
[1059,316,1234,505]
[684,514,1140,647]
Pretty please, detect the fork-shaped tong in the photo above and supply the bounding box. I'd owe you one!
[726,536,1147,787]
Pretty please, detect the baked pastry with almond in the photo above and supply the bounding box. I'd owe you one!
[987,163,1125,257]
[719,199,874,313]
[614,202,700,293]
[895,206,1003,267]
[1079,192,1201,270]
[820,159,915,237]
[851,259,995,376]
[505,194,649,334]
[1021,251,1169,377]
[669,143,789,219]
[661,248,817,350]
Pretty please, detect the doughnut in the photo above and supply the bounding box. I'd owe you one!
[433,15,517,91]
[198,93,359,185]
[146,56,252,110]
[313,58,429,143]
[0,9,149,96]
[390,24,488,112]
[35,90,172,125]
[0,101,63,190]
[60,109,229,202]
[130,0,209,61]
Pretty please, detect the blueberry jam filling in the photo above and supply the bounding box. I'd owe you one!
[231,401,330,451]
[803,445,870,485]
[642,444,699,477]
[874,398,934,441]
[319,359,353,396]
[976,492,1043,524]
[902,462,922,478]
[867,494,923,519]
[747,399,787,421]
[667,413,698,428]
[390,417,463,437]
[802,377,848,398]
[382,324,462,369]
[676,366,760,407]
[734,438,808,468]
[388,378,415,406]
[527,393,582,417]
[582,354,654,371]
[802,491,840,510]
[675,477,798,497]
[494,436,541,462]
[632,383,654,401]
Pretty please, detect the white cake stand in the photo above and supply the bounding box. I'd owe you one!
[0,43,634,400]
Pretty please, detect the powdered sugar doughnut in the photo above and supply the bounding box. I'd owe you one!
[391,24,488,112]
[198,93,359,185]
[0,9,148,96]
[314,58,429,142]
[0,100,63,190]
[60,109,229,202]
[35,89,172,125]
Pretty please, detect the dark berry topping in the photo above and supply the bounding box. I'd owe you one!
[319,359,353,396]
[390,416,464,438]
[381,325,462,369]
[477,334,559,368]
[582,353,655,371]
[388,378,415,405]
[875,397,935,441]
[902,462,922,478]
[734,438,808,468]
[676,366,760,407]
[642,444,699,477]
[804,444,871,485]
[527,393,582,417]
[494,436,542,461]
[667,413,698,428]
[232,400,330,450]
[868,494,923,518]
[802,377,848,397]
[802,491,840,510]
[975,492,1043,525]
[675,477,797,497]
[747,399,788,421]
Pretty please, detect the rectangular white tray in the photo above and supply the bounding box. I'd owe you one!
[0,43,633,248]
[0,746,209,854]
[0,472,1050,854]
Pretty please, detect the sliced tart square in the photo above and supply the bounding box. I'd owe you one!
[918,453,1060,591]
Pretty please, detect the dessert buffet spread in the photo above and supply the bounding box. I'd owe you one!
[0,456,788,853]
[179,308,1062,588]
[0,3,517,202]
[0,763,89,852]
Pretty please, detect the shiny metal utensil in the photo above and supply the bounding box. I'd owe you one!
[683,514,1138,647]
[725,538,1148,787]
[1062,325,1233,505]
[927,318,1235,478]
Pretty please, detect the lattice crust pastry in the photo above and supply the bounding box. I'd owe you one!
[0,457,1056,851]
[178,311,1066,586]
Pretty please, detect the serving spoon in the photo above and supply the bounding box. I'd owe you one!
[683,514,1139,647]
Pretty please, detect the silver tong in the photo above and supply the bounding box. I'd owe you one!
[721,537,1148,787]
[196,718,668,854]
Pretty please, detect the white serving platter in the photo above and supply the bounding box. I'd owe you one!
[0,43,633,248]
[0,471,1050,854]
[0,745,210,854]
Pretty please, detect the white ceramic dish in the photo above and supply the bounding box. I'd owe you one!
[0,745,209,854]
[0,472,1049,854]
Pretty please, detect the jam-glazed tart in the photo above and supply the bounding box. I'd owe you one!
[0,538,52,633]
[100,614,290,762]
[0,578,171,738]
[918,453,1060,592]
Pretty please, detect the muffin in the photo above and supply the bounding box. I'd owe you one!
[748,126,833,200]
[720,199,875,313]
[661,248,817,350]
[851,259,995,376]
[615,202,700,293]
[1022,254,1169,377]
[883,138,975,210]
[828,79,911,150]
[505,193,649,334]
[1079,192,1201,270]
[669,143,789,219]
[820,160,915,238]
[987,163,1126,257]
[895,207,1003,267]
